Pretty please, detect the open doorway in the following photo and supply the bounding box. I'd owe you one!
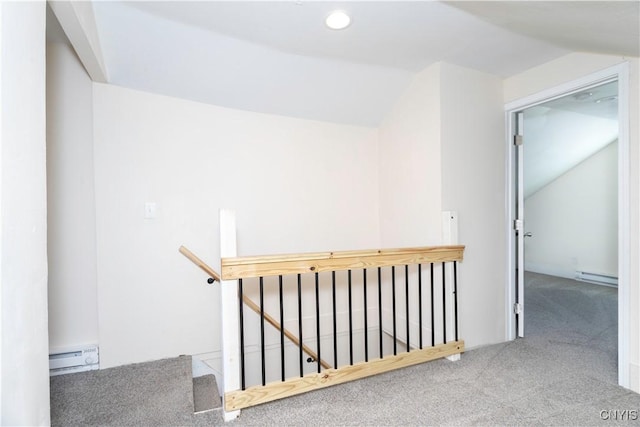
[522,80,619,384]
[506,64,630,389]
[523,81,618,283]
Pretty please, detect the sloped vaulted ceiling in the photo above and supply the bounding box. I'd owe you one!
[90,0,576,126]
[524,80,619,198]
[50,1,638,188]
[52,0,638,127]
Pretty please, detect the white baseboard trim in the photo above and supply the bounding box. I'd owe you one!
[525,263,618,287]
[524,263,575,280]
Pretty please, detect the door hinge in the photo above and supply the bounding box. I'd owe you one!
[514,135,523,146]
[513,219,523,231]
[513,303,523,314]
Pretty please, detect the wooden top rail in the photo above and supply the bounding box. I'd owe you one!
[179,245,222,282]
[221,245,464,280]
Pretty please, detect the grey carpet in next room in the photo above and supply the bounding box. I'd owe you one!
[50,272,640,426]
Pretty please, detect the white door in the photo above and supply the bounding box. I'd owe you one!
[514,111,525,338]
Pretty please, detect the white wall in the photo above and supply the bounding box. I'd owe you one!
[47,40,99,352]
[92,83,380,368]
[525,141,618,279]
[504,52,640,392]
[440,63,506,348]
[378,62,506,349]
[378,64,442,247]
[0,1,50,425]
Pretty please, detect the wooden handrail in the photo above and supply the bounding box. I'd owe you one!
[221,245,465,280]
[241,296,330,369]
[179,245,330,369]
[179,245,222,282]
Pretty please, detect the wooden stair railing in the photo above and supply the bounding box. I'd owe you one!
[179,245,330,369]
[220,245,465,411]
[179,246,221,282]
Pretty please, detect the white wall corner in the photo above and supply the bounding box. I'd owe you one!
[1,1,50,424]
[49,1,108,83]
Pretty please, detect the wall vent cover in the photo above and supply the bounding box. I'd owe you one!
[575,271,618,287]
[49,345,99,376]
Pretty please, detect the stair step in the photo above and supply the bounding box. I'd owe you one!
[193,374,221,414]
[50,355,195,426]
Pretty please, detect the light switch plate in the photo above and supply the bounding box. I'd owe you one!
[144,202,157,219]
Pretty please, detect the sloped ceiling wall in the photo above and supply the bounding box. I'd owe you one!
[524,81,618,198]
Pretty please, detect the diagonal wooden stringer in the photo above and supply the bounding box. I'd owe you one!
[179,245,331,369]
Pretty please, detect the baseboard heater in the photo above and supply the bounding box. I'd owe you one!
[575,271,618,287]
[49,345,99,376]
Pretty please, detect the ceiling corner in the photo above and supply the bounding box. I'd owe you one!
[48,0,109,83]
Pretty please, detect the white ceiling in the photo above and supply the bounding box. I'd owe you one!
[449,1,639,58]
[49,1,636,197]
[86,0,639,127]
[523,81,619,198]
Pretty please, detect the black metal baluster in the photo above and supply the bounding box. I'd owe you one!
[378,267,383,359]
[348,270,353,365]
[454,261,459,342]
[430,263,435,347]
[315,272,321,373]
[363,268,368,362]
[297,274,303,377]
[239,279,246,390]
[418,264,423,350]
[332,271,337,369]
[260,277,266,386]
[279,275,285,381]
[392,266,397,356]
[442,262,447,345]
[405,265,410,353]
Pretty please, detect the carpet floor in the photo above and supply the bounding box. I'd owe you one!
[50,272,640,426]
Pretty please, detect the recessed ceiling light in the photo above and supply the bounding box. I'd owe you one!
[326,10,351,30]
[595,95,618,104]
[573,91,593,101]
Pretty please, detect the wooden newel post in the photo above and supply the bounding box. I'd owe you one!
[219,209,241,421]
